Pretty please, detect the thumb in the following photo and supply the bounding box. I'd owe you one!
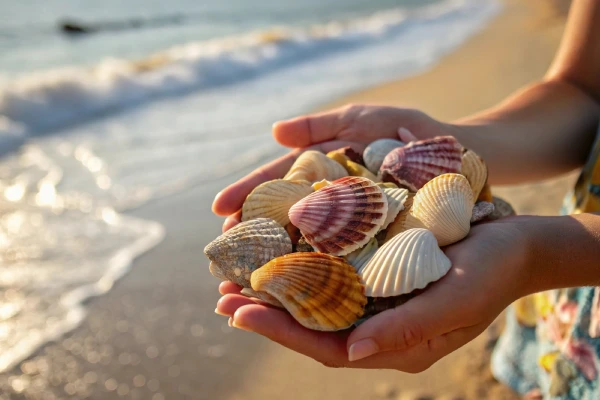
[272,108,344,148]
[346,287,461,362]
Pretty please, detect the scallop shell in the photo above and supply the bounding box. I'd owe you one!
[461,149,488,201]
[327,151,378,181]
[242,179,313,226]
[409,173,473,246]
[358,228,452,297]
[384,192,416,242]
[471,201,495,223]
[250,253,367,331]
[326,146,364,166]
[381,187,409,230]
[204,218,292,287]
[379,136,462,191]
[477,182,493,202]
[284,150,347,182]
[240,288,284,308]
[345,237,378,271]
[288,176,388,256]
[364,139,405,173]
[312,179,331,191]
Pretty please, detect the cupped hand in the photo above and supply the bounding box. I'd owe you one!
[212,104,452,231]
[215,216,536,372]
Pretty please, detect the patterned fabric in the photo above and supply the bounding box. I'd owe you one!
[491,133,600,399]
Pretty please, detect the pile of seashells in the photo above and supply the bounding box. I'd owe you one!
[205,136,515,331]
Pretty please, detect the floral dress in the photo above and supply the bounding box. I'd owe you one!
[491,133,600,399]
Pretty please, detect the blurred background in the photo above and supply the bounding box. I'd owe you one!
[0,0,573,399]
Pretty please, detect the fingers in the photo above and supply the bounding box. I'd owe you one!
[218,281,242,295]
[222,210,242,232]
[273,108,345,148]
[398,127,417,142]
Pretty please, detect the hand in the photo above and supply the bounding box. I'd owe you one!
[212,104,453,231]
[215,216,535,371]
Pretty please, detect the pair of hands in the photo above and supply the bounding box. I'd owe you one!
[212,104,533,372]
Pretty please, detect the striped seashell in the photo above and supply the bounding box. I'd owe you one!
[384,192,416,242]
[345,238,378,271]
[204,218,292,287]
[242,179,313,226]
[379,136,462,191]
[327,150,378,181]
[288,176,388,256]
[409,173,473,246]
[381,187,409,230]
[363,139,405,174]
[284,150,347,182]
[358,228,451,297]
[461,149,488,201]
[471,201,495,223]
[240,288,284,308]
[251,253,367,331]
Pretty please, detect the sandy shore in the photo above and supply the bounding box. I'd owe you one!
[0,1,572,399]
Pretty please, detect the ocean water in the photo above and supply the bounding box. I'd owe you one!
[0,0,501,371]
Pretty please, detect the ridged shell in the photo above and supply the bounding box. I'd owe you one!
[250,253,367,331]
[381,188,409,230]
[384,192,416,242]
[363,139,405,173]
[478,182,493,202]
[358,228,452,297]
[471,201,495,223]
[345,238,378,271]
[379,136,462,191]
[410,174,473,246]
[204,218,292,287]
[284,150,347,182]
[242,179,313,226]
[312,179,331,191]
[461,149,488,201]
[490,196,516,219]
[288,176,388,256]
[327,151,378,181]
[240,288,284,308]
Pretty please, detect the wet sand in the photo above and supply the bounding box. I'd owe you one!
[0,0,571,399]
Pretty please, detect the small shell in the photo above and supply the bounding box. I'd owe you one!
[514,296,537,327]
[379,136,462,191]
[359,228,452,297]
[381,188,409,230]
[204,218,292,287]
[327,151,378,181]
[240,288,284,308]
[410,174,473,246]
[363,139,405,173]
[376,182,398,189]
[312,179,331,191]
[295,236,315,252]
[345,237,378,271]
[284,150,347,182]
[477,182,493,202]
[489,196,516,219]
[242,179,313,226]
[471,201,495,223]
[251,253,367,331]
[461,149,488,201]
[384,192,416,242]
[288,176,388,256]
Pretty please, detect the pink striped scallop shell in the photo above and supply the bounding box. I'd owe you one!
[288,176,388,256]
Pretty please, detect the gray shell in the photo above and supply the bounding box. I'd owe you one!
[204,218,292,287]
[363,139,405,173]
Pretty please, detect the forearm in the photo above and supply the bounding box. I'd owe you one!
[524,213,600,294]
[447,80,599,185]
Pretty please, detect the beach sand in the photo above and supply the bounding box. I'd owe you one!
[0,0,573,399]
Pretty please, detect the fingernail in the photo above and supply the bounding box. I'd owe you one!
[215,308,227,317]
[231,319,252,332]
[228,317,233,327]
[348,338,379,362]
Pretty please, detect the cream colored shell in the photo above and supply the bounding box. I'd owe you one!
[381,187,409,230]
[284,150,347,182]
[384,192,416,242]
[345,237,378,271]
[358,228,452,297]
[410,173,474,246]
[461,149,488,201]
[242,179,313,226]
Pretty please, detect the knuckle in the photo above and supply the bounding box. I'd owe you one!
[396,322,424,350]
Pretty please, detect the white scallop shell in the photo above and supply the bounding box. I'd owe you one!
[381,187,409,230]
[363,139,405,174]
[358,228,451,297]
[345,238,378,271]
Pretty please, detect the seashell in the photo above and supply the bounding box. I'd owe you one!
[384,193,416,242]
[364,139,405,173]
[470,201,495,223]
[363,293,415,319]
[242,179,313,226]
[489,196,516,220]
[376,182,398,189]
[288,176,388,256]
[358,228,452,297]
[204,218,292,287]
[539,351,560,373]
[477,182,493,202]
[409,173,473,246]
[240,288,284,308]
[284,150,347,182]
[285,222,302,245]
[327,146,364,165]
[295,236,315,252]
[562,339,598,381]
[312,179,331,191]
[589,287,600,338]
[381,187,409,230]
[549,355,577,397]
[379,136,462,191]
[327,151,378,181]
[345,237,378,271]
[461,149,488,201]
[514,296,537,327]
[250,253,367,331]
